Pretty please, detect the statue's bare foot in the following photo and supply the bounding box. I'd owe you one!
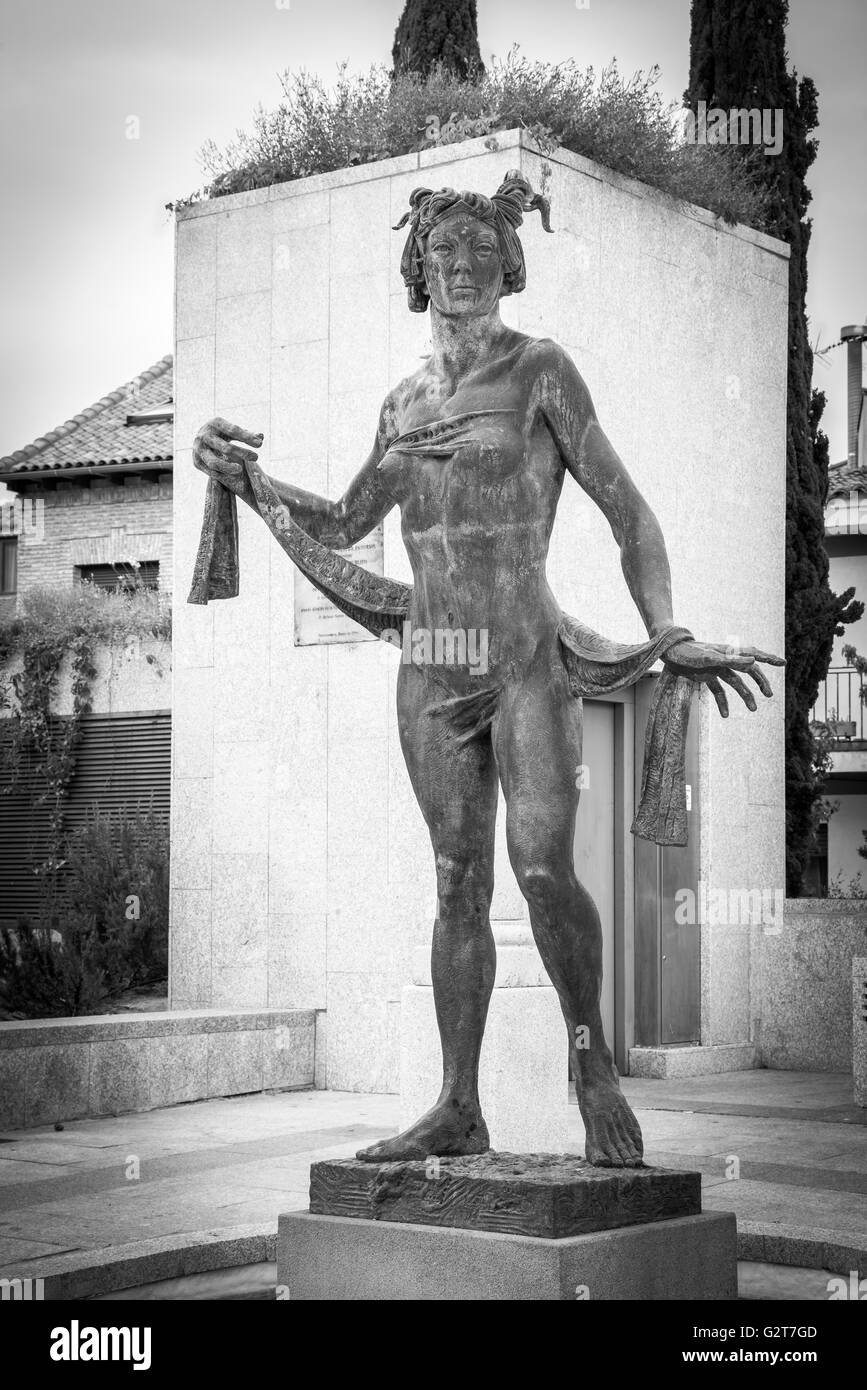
[578,1062,644,1167]
[356,1097,489,1162]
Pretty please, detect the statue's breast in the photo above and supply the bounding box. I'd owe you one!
[377,409,525,504]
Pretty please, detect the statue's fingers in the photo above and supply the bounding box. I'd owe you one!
[203,435,254,469]
[197,443,226,471]
[726,645,785,668]
[226,443,259,465]
[232,426,265,448]
[743,664,773,698]
[705,677,729,718]
[209,418,263,449]
[198,443,241,479]
[674,643,728,669]
[711,645,755,671]
[199,427,230,454]
[682,641,751,672]
[205,434,241,462]
[718,670,757,711]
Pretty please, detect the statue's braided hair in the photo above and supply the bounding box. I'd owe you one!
[393,168,553,313]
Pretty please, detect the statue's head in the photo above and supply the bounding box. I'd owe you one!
[393,169,552,315]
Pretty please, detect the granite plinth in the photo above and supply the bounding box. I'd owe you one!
[309,1152,701,1239]
[278,1209,738,1301]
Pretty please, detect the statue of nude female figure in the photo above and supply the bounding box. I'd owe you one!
[192,172,782,1167]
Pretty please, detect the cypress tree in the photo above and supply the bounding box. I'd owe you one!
[392,0,484,81]
[684,0,861,895]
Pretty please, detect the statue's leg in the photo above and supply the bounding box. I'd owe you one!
[356,661,498,1162]
[493,655,644,1167]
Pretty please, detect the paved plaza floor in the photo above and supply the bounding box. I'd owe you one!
[1,1070,864,1298]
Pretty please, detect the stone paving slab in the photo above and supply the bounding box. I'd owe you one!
[0,1122,385,1214]
[0,1235,83,1263]
[703,1177,867,1237]
[622,1071,867,1124]
[646,1149,867,1195]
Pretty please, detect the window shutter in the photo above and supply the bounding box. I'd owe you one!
[0,710,171,928]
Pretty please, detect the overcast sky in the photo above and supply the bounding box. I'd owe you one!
[1,0,864,466]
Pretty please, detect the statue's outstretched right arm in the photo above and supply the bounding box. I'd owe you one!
[192,392,399,548]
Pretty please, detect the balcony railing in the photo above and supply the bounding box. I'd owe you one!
[811,667,867,743]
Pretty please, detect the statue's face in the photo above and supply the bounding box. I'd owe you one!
[422,212,503,317]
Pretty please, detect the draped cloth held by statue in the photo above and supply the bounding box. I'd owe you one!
[187,435,699,848]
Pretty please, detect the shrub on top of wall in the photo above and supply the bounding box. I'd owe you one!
[169,52,771,232]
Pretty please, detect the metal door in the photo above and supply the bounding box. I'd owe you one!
[573,699,617,1049]
[633,676,701,1045]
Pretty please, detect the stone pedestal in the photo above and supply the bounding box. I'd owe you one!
[278,1154,737,1301]
[401,923,568,1152]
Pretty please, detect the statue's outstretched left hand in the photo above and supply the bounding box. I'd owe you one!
[661,639,785,717]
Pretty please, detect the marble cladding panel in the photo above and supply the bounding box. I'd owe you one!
[268,912,327,1011]
[270,339,330,464]
[272,225,330,344]
[148,1034,209,1109]
[215,292,271,409]
[171,778,213,892]
[703,922,752,1045]
[176,215,217,341]
[89,1040,151,1116]
[25,1045,91,1127]
[760,913,865,1071]
[328,390,388,496]
[330,179,391,277]
[1,1015,316,1129]
[216,203,274,300]
[270,189,330,232]
[389,291,430,384]
[329,273,390,394]
[853,960,867,1105]
[173,338,215,460]
[326,736,390,961]
[169,889,212,1007]
[212,853,268,971]
[325,971,399,1093]
[213,742,269,855]
[0,1051,26,1128]
[206,1030,263,1096]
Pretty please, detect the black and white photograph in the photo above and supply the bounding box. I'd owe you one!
[0,0,865,1346]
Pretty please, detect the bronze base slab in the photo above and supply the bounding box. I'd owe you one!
[309,1151,702,1240]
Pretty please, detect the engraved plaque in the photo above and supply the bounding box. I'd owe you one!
[293,525,384,645]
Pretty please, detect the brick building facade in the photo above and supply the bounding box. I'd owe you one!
[0,357,174,928]
[0,356,173,615]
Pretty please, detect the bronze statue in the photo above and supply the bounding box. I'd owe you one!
[190,171,782,1166]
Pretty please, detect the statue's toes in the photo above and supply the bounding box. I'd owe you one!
[585,1114,644,1168]
[356,1139,391,1161]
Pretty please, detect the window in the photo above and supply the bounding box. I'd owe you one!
[0,535,17,594]
[125,399,173,426]
[0,710,170,929]
[77,561,159,593]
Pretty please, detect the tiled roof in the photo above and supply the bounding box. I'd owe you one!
[0,356,173,476]
[827,460,867,500]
